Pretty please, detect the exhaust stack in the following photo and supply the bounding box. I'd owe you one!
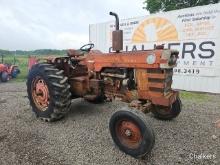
[109,12,123,53]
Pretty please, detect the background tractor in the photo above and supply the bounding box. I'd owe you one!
[27,12,182,158]
[0,63,20,82]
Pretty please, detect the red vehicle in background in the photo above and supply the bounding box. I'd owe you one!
[0,63,20,82]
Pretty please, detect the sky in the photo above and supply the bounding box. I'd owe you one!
[0,0,148,50]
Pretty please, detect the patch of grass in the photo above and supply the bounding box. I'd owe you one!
[11,66,28,82]
[180,91,209,102]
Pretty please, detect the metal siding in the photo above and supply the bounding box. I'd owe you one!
[90,23,108,52]
[172,76,220,93]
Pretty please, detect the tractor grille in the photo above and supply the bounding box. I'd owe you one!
[147,68,173,96]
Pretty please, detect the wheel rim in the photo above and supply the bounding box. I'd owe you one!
[32,77,50,111]
[116,119,142,149]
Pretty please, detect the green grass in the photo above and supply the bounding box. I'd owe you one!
[180,91,209,102]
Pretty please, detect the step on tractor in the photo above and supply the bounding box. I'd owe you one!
[27,12,182,158]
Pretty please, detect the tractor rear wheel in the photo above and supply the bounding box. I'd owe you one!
[1,72,9,82]
[27,63,71,122]
[151,97,182,120]
[109,108,155,158]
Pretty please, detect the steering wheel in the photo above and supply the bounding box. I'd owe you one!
[79,43,94,52]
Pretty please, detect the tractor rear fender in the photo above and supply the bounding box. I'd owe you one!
[28,56,71,71]
[42,56,70,64]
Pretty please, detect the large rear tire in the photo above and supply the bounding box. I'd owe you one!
[109,108,155,158]
[27,63,71,122]
[151,97,182,120]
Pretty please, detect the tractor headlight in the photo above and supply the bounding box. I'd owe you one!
[146,54,156,64]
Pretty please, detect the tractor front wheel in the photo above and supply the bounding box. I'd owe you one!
[109,108,155,158]
[27,63,71,121]
[1,72,9,82]
[151,97,182,120]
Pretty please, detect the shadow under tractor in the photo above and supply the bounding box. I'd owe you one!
[27,12,182,158]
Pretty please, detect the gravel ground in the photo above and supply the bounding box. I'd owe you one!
[0,82,219,165]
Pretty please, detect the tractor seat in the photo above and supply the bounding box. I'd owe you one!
[67,49,84,57]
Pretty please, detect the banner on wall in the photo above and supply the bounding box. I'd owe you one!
[105,4,220,77]
[89,4,220,92]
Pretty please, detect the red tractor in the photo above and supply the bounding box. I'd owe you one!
[0,63,20,82]
[27,12,181,158]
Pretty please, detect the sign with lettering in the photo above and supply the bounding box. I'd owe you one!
[105,4,220,77]
[89,4,220,92]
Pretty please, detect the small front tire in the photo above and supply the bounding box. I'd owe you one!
[109,108,155,158]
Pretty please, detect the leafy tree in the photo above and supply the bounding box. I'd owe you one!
[143,0,220,13]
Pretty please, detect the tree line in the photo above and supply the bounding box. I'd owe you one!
[0,49,67,56]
